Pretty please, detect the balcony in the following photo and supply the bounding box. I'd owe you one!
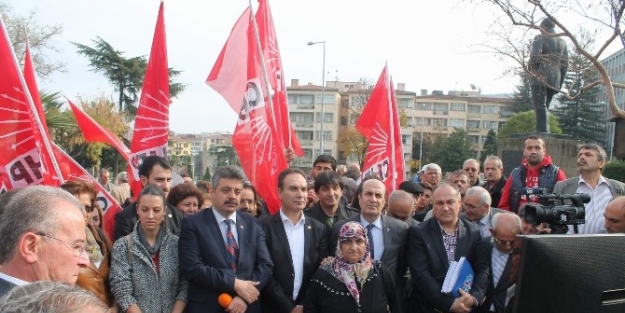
[293,121,314,128]
[432,126,448,132]
[433,110,449,115]
[467,128,481,133]
[468,112,481,118]
[298,139,313,146]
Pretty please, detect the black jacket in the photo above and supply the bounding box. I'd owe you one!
[113,202,184,241]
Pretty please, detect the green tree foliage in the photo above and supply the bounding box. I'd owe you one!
[208,145,238,168]
[603,161,625,183]
[480,129,498,163]
[510,70,533,113]
[552,49,606,146]
[429,128,473,172]
[72,37,186,115]
[202,167,212,181]
[498,111,562,139]
[1,2,65,79]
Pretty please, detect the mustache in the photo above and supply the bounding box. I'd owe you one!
[225,200,238,205]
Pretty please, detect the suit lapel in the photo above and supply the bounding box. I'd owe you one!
[429,219,449,264]
[381,215,392,260]
[235,212,248,269]
[206,208,231,263]
[304,218,313,260]
[273,214,294,266]
[455,219,468,260]
[497,253,514,289]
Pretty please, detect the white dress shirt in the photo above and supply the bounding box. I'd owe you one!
[280,210,306,300]
[569,176,612,234]
[0,271,28,286]
[477,210,493,238]
[360,215,385,260]
[213,209,239,244]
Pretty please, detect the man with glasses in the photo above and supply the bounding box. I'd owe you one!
[463,159,482,187]
[0,186,90,297]
[462,186,505,238]
[475,213,522,313]
[423,163,443,187]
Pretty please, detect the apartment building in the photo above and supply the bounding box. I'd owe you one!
[600,47,625,159]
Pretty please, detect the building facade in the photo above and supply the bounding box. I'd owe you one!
[600,47,625,159]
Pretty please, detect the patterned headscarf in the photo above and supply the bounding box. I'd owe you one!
[321,221,373,305]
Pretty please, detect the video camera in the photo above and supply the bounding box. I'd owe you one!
[523,187,590,230]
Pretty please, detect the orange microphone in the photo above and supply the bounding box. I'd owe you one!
[218,293,233,308]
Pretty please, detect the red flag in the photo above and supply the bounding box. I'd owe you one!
[68,99,130,162]
[127,2,170,197]
[356,64,405,192]
[207,8,288,214]
[51,143,122,239]
[0,16,58,189]
[255,0,303,156]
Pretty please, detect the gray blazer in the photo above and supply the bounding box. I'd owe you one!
[330,214,408,281]
[553,176,625,197]
[110,223,188,313]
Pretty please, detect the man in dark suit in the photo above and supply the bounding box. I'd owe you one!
[0,186,91,297]
[261,168,327,313]
[408,183,489,313]
[330,178,409,286]
[113,156,184,240]
[462,186,505,238]
[475,213,522,313]
[482,156,507,209]
[179,166,272,313]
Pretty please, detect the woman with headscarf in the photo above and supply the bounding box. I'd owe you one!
[109,185,188,313]
[304,222,400,313]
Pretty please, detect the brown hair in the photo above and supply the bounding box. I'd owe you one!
[60,180,97,212]
[166,183,203,207]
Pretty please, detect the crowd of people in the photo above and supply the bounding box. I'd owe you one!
[0,134,624,313]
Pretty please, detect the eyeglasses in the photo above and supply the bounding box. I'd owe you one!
[493,237,516,247]
[36,233,86,257]
[464,203,485,211]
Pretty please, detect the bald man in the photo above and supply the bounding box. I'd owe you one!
[604,196,625,234]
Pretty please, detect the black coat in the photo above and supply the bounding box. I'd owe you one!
[303,261,401,313]
[260,213,328,313]
[113,202,183,241]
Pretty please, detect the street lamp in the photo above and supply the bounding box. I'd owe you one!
[308,40,326,157]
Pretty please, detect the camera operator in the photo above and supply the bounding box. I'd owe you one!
[553,144,625,234]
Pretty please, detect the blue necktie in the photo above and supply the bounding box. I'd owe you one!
[225,219,239,270]
[366,224,375,260]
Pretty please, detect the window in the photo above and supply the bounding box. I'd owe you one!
[287,94,297,104]
[351,96,363,106]
[415,117,431,126]
[467,120,480,129]
[315,149,333,156]
[340,116,348,126]
[469,135,479,144]
[315,112,334,123]
[433,103,448,112]
[315,131,333,141]
[398,98,413,108]
[402,134,410,144]
[499,106,514,118]
[296,131,313,141]
[303,149,313,159]
[483,105,498,114]
[468,105,481,114]
[299,95,314,105]
[316,94,335,104]
[482,121,498,130]
[416,102,433,110]
[290,112,314,122]
[449,118,465,127]
[450,102,466,111]
[432,118,447,126]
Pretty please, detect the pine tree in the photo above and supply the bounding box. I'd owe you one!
[202,167,212,181]
[480,129,498,163]
[510,70,534,113]
[553,50,607,146]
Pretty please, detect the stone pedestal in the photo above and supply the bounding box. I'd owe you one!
[609,117,625,159]
[497,133,580,178]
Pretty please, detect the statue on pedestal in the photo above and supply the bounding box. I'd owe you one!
[529,18,569,133]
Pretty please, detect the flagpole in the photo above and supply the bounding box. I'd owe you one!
[386,63,397,190]
[247,0,282,152]
[12,25,65,184]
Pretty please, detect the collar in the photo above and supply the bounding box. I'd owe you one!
[0,271,29,286]
[212,208,237,225]
[360,215,382,229]
[437,220,459,235]
[279,209,305,226]
[578,175,609,187]
[479,209,491,225]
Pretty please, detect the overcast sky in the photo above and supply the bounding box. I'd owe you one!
[10,0,618,134]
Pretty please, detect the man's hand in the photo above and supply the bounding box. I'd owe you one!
[307,190,319,204]
[291,305,303,313]
[449,298,471,313]
[285,147,296,164]
[234,279,260,304]
[226,296,248,313]
[455,289,476,311]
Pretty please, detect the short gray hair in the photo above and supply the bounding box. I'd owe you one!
[465,186,492,206]
[484,155,503,169]
[492,212,522,233]
[341,177,358,203]
[0,281,109,313]
[388,190,415,207]
[463,158,480,169]
[212,166,245,188]
[116,171,128,183]
[0,186,83,264]
[424,163,442,174]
